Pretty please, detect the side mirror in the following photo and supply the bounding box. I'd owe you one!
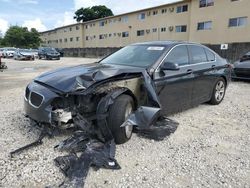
[161,62,180,71]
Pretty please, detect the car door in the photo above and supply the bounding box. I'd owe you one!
[153,45,194,115]
[187,45,217,105]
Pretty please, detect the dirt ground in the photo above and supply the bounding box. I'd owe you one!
[0,58,249,188]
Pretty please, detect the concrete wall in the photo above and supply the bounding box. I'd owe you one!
[63,42,250,63]
[206,42,250,63]
[63,47,121,58]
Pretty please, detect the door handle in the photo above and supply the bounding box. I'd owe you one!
[186,69,193,74]
[211,65,216,69]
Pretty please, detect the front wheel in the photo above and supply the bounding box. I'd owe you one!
[209,78,226,105]
[108,95,134,144]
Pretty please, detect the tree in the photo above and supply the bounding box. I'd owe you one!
[3,26,41,48]
[74,5,114,22]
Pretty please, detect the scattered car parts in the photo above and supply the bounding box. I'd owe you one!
[0,57,7,71]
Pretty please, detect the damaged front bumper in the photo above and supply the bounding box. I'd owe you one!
[24,81,71,124]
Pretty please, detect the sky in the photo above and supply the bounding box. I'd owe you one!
[0,0,181,36]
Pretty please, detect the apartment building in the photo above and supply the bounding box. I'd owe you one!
[40,0,250,48]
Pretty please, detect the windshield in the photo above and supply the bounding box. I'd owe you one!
[43,48,57,52]
[100,45,166,67]
[19,49,31,53]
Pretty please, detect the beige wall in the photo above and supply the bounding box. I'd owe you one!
[83,1,191,47]
[40,0,250,48]
[40,24,84,48]
[189,0,250,44]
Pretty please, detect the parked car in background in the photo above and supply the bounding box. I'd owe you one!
[30,49,39,59]
[231,52,250,80]
[2,47,16,58]
[38,47,60,60]
[14,49,35,61]
[55,48,64,57]
[24,41,231,144]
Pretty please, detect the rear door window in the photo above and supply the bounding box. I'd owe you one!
[188,45,207,64]
[165,45,189,66]
[205,48,215,61]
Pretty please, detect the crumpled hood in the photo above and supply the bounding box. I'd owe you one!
[34,63,144,93]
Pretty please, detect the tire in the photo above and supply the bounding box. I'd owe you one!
[108,95,134,144]
[209,78,226,105]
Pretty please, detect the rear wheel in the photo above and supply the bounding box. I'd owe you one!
[108,95,134,144]
[209,78,226,105]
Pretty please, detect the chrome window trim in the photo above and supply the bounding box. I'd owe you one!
[155,43,216,72]
[28,91,44,108]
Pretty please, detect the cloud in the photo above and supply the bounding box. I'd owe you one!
[19,0,38,4]
[54,11,76,28]
[0,18,9,35]
[73,0,182,14]
[0,0,38,4]
[22,18,47,31]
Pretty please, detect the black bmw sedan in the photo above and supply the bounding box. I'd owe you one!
[24,41,231,144]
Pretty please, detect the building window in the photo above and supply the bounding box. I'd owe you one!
[197,21,212,30]
[161,27,166,32]
[69,27,72,31]
[99,34,105,39]
[76,25,79,30]
[152,28,157,32]
[138,13,145,20]
[177,5,188,13]
[70,37,73,42]
[229,17,247,27]
[64,38,67,42]
[59,39,62,43]
[85,25,88,29]
[137,30,144,36]
[76,37,79,41]
[153,10,158,15]
[122,31,129,38]
[64,29,67,32]
[99,21,105,27]
[199,0,214,8]
[176,25,187,32]
[122,16,129,23]
[162,9,167,14]
[86,36,89,41]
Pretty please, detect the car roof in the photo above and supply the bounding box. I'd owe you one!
[132,40,200,47]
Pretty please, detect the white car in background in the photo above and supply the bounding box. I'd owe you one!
[2,47,16,58]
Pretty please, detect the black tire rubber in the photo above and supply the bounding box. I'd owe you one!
[108,94,134,144]
[209,78,226,105]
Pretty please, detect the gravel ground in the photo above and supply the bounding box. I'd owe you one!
[0,58,249,188]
